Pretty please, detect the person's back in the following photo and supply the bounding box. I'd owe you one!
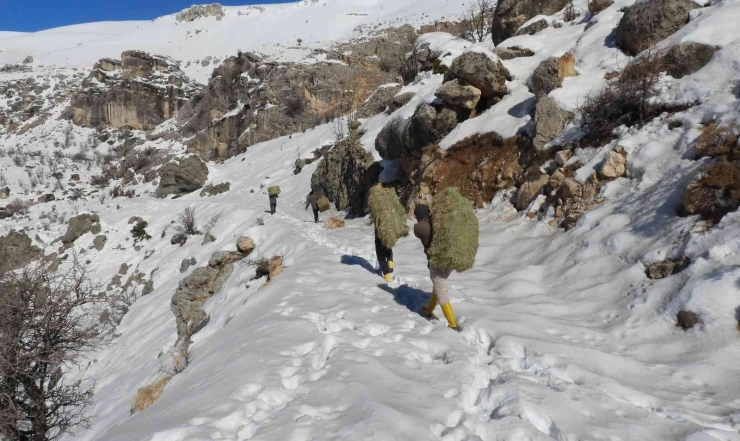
[269,194,278,214]
[306,192,320,223]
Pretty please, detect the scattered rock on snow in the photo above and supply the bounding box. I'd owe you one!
[200,182,231,197]
[202,233,216,245]
[171,234,188,247]
[38,194,55,203]
[0,187,9,199]
[356,84,402,119]
[534,96,573,148]
[237,236,256,254]
[156,156,209,198]
[616,0,697,56]
[61,213,101,245]
[516,19,549,37]
[599,149,627,179]
[645,256,691,279]
[516,172,550,211]
[0,230,41,275]
[493,46,535,60]
[180,257,197,273]
[676,310,701,330]
[93,235,107,251]
[663,42,719,79]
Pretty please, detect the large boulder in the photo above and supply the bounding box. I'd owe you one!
[356,84,403,119]
[599,150,627,179]
[171,250,247,340]
[312,139,377,215]
[0,230,41,274]
[237,236,255,254]
[434,79,481,110]
[616,0,697,56]
[446,52,510,99]
[530,54,577,98]
[663,42,718,79]
[534,96,573,148]
[491,0,571,45]
[156,157,209,198]
[61,213,101,245]
[375,104,459,160]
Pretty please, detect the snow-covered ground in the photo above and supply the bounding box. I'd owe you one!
[0,0,465,83]
[2,0,740,440]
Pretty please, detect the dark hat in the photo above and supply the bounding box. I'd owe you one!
[414,204,430,220]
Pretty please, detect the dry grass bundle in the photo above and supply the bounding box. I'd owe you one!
[428,187,479,272]
[317,196,331,212]
[268,186,281,197]
[367,184,409,248]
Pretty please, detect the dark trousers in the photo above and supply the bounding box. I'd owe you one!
[270,202,277,214]
[375,236,393,275]
[313,208,319,223]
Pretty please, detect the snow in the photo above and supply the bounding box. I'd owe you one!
[2,0,740,440]
[0,0,467,83]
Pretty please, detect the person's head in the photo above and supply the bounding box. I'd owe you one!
[414,204,430,221]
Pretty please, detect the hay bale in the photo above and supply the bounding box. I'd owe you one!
[268,186,281,197]
[367,184,408,248]
[317,196,331,212]
[428,187,479,272]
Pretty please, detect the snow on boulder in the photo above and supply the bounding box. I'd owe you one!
[616,0,698,56]
[529,53,577,98]
[155,156,209,198]
[663,41,719,79]
[491,0,571,45]
[446,51,510,99]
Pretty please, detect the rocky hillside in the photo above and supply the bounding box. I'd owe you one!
[1,0,740,440]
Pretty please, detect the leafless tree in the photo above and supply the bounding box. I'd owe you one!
[461,0,495,43]
[0,258,100,440]
[174,207,200,236]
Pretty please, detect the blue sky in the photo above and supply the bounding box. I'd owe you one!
[0,0,296,32]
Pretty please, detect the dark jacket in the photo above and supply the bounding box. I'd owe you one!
[414,219,432,253]
[306,193,320,210]
[269,194,278,203]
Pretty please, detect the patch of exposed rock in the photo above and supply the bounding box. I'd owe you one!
[616,0,697,56]
[681,157,740,223]
[645,256,690,279]
[356,84,402,119]
[375,104,459,160]
[663,42,718,79]
[516,19,549,37]
[176,3,225,22]
[177,51,396,161]
[67,51,199,130]
[155,156,209,198]
[445,52,510,99]
[599,148,628,180]
[311,138,378,215]
[491,0,571,45]
[494,46,535,60]
[534,96,573,148]
[61,213,101,245]
[171,248,252,340]
[435,79,481,111]
[0,230,41,274]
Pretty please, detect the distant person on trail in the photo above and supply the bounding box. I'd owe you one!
[306,190,320,223]
[413,204,459,331]
[375,226,394,283]
[269,193,278,215]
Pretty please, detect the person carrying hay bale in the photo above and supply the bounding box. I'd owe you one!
[305,190,321,223]
[268,186,281,214]
[413,188,479,332]
[367,184,408,283]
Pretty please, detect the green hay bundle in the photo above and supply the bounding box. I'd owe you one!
[428,187,479,272]
[317,196,331,212]
[367,184,409,248]
[268,186,281,197]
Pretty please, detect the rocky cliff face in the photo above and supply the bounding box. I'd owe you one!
[176,51,397,161]
[67,51,200,131]
[176,3,225,22]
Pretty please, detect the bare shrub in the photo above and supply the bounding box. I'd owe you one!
[203,211,223,234]
[284,92,306,118]
[245,258,271,280]
[174,207,200,236]
[461,0,495,43]
[0,258,99,440]
[563,3,580,22]
[99,287,140,331]
[579,49,691,146]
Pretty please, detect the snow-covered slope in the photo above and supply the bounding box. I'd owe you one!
[0,0,463,83]
[2,0,740,440]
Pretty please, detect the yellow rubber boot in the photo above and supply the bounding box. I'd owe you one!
[388,261,394,270]
[441,303,460,331]
[422,294,438,318]
[384,273,392,283]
